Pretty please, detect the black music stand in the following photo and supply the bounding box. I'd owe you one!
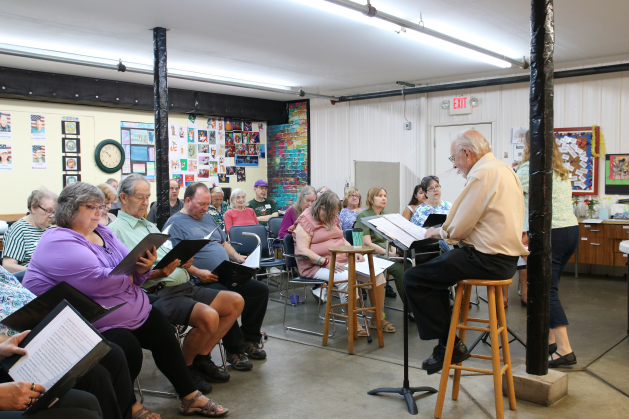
[359,215,440,415]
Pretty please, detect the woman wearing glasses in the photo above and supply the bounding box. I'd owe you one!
[2,190,57,276]
[96,183,119,227]
[339,187,364,231]
[23,182,229,418]
[410,176,452,227]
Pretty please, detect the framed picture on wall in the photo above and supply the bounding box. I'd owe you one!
[63,174,81,188]
[62,155,81,171]
[63,137,81,153]
[554,126,600,196]
[61,120,80,135]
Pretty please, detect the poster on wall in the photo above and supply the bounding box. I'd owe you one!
[511,127,527,144]
[605,154,629,195]
[32,144,47,170]
[30,114,46,140]
[0,144,12,170]
[0,111,12,139]
[554,126,599,196]
[121,122,155,180]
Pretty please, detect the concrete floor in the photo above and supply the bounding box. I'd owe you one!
[135,273,629,418]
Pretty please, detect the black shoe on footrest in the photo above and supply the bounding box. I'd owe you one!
[422,340,471,375]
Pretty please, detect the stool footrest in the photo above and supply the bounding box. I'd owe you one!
[457,325,490,333]
[500,364,510,375]
[329,313,348,319]
[471,354,504,362]
[466,317,490,323]
[354,308,376,313]
[450,365,494,375]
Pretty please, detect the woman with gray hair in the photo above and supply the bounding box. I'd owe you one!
[223,188,258,233]
[23,182,229,417]
[2,189,57,275]
[289,191,390,336]
[278,185,317,239]
[410,175,452,227]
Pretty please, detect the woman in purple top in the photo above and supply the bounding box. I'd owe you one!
[23,182,227,418]
[278,185,316,239]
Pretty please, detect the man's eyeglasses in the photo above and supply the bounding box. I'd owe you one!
[448,149,466,163]
[81,204,106,212]
[38,205,55,216]
[427,186,442,193]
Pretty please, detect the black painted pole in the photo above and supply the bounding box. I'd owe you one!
[527,0,554,375]
[153,27,170,231]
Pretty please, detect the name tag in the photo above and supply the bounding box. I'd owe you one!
[265,204,271,209]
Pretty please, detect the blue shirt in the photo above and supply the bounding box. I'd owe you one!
[410,201,452,227]
[339,208,363,231]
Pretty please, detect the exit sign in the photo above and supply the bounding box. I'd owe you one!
[450,96,472,115]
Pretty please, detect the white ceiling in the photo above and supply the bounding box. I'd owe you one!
[1,0,628,101]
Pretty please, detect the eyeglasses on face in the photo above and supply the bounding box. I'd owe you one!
[81,203,106,212]
[427,186,442,193]
[448,149,465,163]
[348,194,360,199]
[38,205,55,216]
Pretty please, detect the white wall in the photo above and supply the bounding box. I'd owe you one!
[310,71,629,209]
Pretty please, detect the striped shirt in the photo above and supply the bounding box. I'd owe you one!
[2,218,49,267]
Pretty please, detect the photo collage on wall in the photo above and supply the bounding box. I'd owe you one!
[61,116,80,186]
[169,116,266,187]
[554,127,598,195]
[0,110,13,171]
[121,122,156,180]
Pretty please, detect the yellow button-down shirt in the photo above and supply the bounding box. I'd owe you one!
[440,152,529,257]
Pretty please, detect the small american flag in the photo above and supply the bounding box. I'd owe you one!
[33,145,45,152]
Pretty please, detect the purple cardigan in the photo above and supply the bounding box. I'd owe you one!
[278,206,297,239]
[23,224,153,333]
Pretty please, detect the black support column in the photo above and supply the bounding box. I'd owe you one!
[527,0,554,375]
[153,27,170,230]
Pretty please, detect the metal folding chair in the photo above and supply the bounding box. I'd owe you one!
[267,216,284,255]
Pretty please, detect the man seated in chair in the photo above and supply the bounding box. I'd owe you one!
[403,129,528,375]
[110,174,244,390]
[163,182,270,371]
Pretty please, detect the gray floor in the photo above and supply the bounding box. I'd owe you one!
[136,273,629,418]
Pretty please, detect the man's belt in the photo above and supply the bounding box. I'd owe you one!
[146,282,166,294]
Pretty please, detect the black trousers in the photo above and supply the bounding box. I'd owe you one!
[102,307,197,398]
[201,278,269,353]
[75,343,135,419]
[0,390,101,419]
[549,225,579,328]
[403,246,518,341]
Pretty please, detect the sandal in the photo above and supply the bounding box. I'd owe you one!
[370,319,396,333]
[356,323,369,337]
[180,391,228,417]
[132,406,160,419]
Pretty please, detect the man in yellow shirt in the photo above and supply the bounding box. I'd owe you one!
[403,130,528,375]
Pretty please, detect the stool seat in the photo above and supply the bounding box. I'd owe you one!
[458,278,513,287]
[328,245,375,254]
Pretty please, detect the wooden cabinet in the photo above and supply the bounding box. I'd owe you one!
[571,221,629,267]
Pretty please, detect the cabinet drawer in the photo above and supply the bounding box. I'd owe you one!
[577,237,613,265]
[580,224,606,239]
[614,252,628,266]
[607,224,629,240]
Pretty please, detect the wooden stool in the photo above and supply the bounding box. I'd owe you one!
[322,246,384,354]
[434,279,516,419]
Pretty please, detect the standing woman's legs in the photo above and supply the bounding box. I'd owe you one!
[548,226,579,357]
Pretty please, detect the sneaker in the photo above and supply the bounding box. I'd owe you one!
[311,286,327,303]
[225,351,253,371]
[193,354,230,383]
[243,340,267,360]
[187,364,213,393]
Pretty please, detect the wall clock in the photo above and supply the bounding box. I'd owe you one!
[94,139,125,173]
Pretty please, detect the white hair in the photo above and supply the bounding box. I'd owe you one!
[452,129,492,156]
[230,188,246,209]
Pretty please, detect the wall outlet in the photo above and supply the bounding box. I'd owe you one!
[404,122,411,130]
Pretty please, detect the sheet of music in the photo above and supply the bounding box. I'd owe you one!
[354,257,395,277]
[369,217,417,248]
[382,213,427,240]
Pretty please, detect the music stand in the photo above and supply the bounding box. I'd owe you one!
[359,215,440,415]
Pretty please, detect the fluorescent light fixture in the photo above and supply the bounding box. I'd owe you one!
[291,0,400,32]
[400,30,512,68]
[168,68,293,92]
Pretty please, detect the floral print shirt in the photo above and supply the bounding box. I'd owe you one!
[208,201,230,231]
[0,266,35,336]
[410,201,452,227]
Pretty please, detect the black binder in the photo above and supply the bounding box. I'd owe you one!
[154,239,210,270]
[1,301,111,416]
[422,213,447,228]
[109,233,170,275]
[212,261,257,288]
[1,282,126,333]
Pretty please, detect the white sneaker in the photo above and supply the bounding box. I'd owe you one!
[311,287,327,303]
[268,267,281,278]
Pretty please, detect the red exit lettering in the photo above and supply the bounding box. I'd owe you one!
[453,97,467,109]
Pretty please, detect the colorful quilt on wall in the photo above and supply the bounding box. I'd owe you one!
[267,101,309,210]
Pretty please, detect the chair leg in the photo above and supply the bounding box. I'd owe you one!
[347,256,356,354]
[496,286,516,411]
[487,286,505,419]
[322,252,337,347]
[366,254,384,347]
[136,377,144,404]
[435,282,465,419]
[452,284,472,401]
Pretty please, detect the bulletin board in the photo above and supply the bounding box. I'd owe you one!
[121,121,155,180]
[605,154,629,194]
[554,126,600,196]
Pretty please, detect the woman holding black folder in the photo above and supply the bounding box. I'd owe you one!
[23,183,228,417]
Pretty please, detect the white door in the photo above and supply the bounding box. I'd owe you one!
[434,123,493,204]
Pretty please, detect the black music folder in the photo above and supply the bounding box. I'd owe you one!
[212,261,257,288]
[109,233,170,275]
[422,213,447,228]
[154,239,210,270]
[1,282,125,333]
[1,301,111,416]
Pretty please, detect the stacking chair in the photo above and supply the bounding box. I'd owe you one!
[281,234,336,337]
[267,216,284,255]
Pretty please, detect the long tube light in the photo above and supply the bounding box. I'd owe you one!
[292,0,527,69]
[0,43,340,100]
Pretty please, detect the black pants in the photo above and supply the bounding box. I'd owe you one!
[75,343,135,419]
[550,225,579,328]
[201,278,269,353]
[102,307,197,398]
[403,246,518,341]
[0,390,101,419]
